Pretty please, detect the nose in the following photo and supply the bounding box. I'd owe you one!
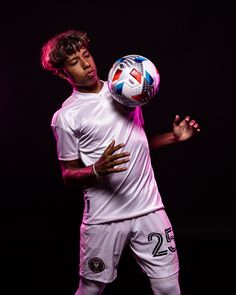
[81,58,90,69]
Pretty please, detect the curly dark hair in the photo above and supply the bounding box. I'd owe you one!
[41,30,90,75]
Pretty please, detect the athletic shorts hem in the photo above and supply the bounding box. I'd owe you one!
[145,266,180,279]
[79,273,116,284]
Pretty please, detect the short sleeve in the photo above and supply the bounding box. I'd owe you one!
[51,111,79,161]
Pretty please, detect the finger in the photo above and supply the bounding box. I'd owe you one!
[174,114,180,125]
[104,140,121,155]
[110,152,130,161]
[111,157,130,167]
[105,139,115,152]
[185,116,190,122]
[192,124,200,133]
[110,143,126,154]
[189,119,196,126]
[106,156,130,168]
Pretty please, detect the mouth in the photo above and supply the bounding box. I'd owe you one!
[86,70,96,78]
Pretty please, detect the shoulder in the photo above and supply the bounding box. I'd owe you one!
[51,92,81,126]
[51,108,62,127]
[51,94,76,127]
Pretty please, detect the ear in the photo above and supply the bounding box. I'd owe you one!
[57,70,69,80]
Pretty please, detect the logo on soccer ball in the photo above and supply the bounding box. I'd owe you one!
[88,257,105,273]
[108,54,160,107]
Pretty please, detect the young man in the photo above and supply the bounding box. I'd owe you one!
[41,29,200,295]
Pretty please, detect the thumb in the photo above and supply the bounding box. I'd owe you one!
[174,114,180,125]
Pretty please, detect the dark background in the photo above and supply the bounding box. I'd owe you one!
[2,1,235,294]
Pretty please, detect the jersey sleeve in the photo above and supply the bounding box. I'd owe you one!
[51,110,79,161]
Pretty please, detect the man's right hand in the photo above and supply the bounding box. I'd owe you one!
[94,140,130,176]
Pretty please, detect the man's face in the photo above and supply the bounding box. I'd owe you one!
[63,48,98,90]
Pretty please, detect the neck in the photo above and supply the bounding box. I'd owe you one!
[75,80,104,94]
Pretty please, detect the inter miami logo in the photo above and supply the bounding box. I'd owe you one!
[88,257,105,273]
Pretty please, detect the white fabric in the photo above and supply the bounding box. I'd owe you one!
[51,81,164,224]
[79,210,179,283]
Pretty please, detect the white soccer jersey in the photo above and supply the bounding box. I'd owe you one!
[51,81,164,224]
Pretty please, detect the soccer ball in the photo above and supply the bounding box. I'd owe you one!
[108,54,160,107]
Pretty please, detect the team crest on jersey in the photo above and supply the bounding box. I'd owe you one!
[88,257,105,273]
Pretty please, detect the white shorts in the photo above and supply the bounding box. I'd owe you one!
[79,209,179,283]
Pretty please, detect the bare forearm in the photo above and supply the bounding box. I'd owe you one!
[62,165,98,187]
[59,140,130,188]
[149,132,179,149]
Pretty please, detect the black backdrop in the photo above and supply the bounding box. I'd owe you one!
[2,1,235,294]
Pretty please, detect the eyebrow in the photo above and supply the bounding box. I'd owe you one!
[66,49,89,63]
